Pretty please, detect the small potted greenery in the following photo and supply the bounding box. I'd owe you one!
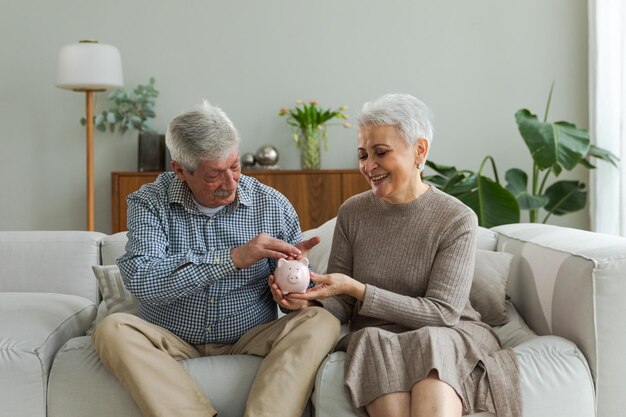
[82,77,165,171]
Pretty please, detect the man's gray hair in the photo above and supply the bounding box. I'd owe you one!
[357,93,434,146]
[165,100,241,172]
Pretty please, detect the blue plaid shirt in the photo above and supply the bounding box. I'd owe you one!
[118,172,302,345]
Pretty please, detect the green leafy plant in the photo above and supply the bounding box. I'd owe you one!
[424,84,618,228]
[279,99,350,169]
[81,77,159,134]
[278,99,350,150]
[424,158,521,228]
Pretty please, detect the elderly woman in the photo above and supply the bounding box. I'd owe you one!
[284,94,521,417]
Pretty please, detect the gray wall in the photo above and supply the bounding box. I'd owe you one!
[0,0,589,233]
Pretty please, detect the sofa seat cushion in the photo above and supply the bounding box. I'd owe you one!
[0,292,96,417]
[48,336,311,417]
[312,303,595,417]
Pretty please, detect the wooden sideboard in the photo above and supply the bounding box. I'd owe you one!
[111,169,370,233]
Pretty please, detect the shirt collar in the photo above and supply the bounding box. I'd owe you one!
[167,174,253,214]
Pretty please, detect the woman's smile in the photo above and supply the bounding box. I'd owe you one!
[369,173,389,184]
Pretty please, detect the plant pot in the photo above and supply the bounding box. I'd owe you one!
[138,133,166,172]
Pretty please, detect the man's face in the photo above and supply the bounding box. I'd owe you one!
[173,149,241,208]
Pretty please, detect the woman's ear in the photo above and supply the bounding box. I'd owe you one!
[415,138,429,165]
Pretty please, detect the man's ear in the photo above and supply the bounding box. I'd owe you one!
[171,160,187,181]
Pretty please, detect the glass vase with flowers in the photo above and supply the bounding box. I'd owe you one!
[279,99,350,169]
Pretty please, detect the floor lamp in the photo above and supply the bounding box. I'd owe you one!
[56,40,123,231]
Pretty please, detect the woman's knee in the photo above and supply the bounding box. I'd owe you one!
[412,369,461,406]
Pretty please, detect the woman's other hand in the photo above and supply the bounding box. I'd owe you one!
[287,272,366,301]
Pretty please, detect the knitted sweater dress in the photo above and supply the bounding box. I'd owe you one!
[319,187,521,417]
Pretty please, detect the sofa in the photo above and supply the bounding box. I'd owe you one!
[2,219,626,417]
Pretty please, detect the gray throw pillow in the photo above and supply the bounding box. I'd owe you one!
[92,265,138,316]
[470,250,514,326]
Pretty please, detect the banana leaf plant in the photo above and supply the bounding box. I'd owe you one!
[424,158,520,228]
[425,84,619,227]
[507,83,618,223]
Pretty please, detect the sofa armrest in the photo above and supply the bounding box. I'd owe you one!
[492,223,626,417]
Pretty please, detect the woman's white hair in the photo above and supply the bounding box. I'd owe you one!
[357,93,434,146]
[165,100,241,172]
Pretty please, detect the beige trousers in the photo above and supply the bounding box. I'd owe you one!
[92,307,340,417]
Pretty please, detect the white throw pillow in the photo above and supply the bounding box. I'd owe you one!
[91,265,138,316]
[470,249,514,326]
[301,217,337,274]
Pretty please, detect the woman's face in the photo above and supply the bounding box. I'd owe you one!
[358,125,428,204]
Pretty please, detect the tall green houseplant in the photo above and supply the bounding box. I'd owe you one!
[425,85,618,228]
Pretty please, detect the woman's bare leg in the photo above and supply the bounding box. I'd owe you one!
[366,391,410,417]
[410,370,462,417]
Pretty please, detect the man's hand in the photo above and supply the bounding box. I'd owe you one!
[294,236,320,260]
[231,233,301,269]
[268,274,310,311]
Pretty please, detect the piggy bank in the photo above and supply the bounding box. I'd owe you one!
[274,257,310,294]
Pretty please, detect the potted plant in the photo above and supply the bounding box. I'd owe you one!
[81,77,165,171]
[424,84,619,228]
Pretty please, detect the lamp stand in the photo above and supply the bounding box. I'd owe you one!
[56,40,123,232]
[85,90,95,231]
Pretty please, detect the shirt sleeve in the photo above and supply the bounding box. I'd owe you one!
[358,211,478,328]
[118,193,237,305]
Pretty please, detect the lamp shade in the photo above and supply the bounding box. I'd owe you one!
[56,40,123,90]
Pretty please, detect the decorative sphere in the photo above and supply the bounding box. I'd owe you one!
[255,145,279,166]
[241,152,256,168]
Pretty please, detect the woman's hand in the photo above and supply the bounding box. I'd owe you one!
[268,274,310,311]
[287,272,366,301]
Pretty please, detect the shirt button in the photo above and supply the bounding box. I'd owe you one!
[210,247,215,251]
[210,298,216,304]
[214,258,221,264]
[207,325,212,332]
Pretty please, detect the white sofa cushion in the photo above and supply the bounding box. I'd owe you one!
[48,336,310,417]
[0,231,105,303]
[101,231,128,266]
[302,217,337,274]
[0,293,96,417]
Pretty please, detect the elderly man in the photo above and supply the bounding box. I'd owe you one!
[92,101,340,417]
